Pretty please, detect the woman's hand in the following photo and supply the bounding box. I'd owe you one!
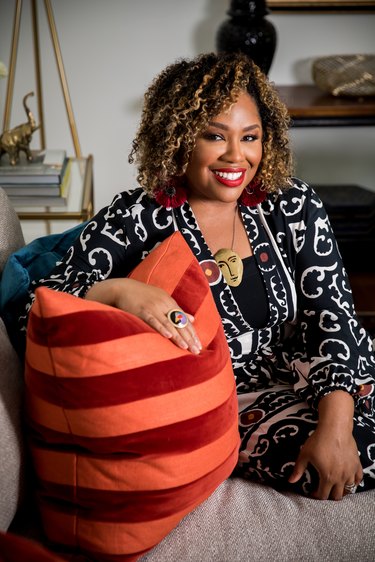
[85,278,202,355]
[288,390,363,500]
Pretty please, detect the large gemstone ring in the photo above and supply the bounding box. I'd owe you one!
[167,309,188,329]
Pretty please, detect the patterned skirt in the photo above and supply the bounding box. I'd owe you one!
[233,382,375,495]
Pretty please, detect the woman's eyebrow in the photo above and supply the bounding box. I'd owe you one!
[208,121,261,132]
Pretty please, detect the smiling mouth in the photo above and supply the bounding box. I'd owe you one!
[212,169,246,187]
[214,170,243,181]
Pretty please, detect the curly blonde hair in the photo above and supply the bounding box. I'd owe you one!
[129,52,293,196]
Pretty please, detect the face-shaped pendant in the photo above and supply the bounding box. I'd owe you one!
[214,248,243,287]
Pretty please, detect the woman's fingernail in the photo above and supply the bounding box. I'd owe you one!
[191,345,200,355]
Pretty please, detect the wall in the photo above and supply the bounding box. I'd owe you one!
[0,0,374,215]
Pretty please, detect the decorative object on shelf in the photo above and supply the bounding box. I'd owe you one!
[312,54,375,97]
[0,92,40,165]
[216,0,277,75]
[3,0,82,157]
[2,0,92,239]
[0,149,67,184]
[0,149,72,207]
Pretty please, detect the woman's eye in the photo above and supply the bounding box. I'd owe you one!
[202,132,223,141]
[242,134,258,142]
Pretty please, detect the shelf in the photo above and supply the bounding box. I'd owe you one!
[15,156,94,221]
[276,85,375,127]
[13,155,94,243]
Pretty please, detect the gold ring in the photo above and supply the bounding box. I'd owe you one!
[344,483,357,494]
[167,309,188,329]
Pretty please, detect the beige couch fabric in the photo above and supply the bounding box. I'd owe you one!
[0,188,25,273]
[142,478,375,562]
[0,318,24,531]
[0,188,25,530]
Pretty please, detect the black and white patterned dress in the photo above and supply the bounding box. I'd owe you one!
[25,178,375,494]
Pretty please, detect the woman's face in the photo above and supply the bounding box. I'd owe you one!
[185,92,263,204]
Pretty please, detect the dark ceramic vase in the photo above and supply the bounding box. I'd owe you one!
[216,0,277,75]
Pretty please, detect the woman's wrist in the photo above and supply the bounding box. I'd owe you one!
[317,390,354,433]
[85,278,122,307]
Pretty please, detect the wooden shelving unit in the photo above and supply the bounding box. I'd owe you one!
[276,84,375,126]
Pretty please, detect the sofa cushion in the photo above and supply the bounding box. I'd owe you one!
[0,318,24,531]
[0,221,86,355]
[25,232,239,561]
[141,478,375,562]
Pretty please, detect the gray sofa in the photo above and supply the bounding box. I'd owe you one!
[0,186,374,562]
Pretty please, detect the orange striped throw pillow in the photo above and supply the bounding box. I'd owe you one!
[25,231,239,562]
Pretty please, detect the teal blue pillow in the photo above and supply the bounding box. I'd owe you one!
[0,221,87,355]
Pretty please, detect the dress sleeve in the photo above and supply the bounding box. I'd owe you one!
[16,191,151,352]
[290,182,375,409]
[34,192,135,294]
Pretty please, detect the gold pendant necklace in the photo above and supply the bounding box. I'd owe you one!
[213,207,243,287]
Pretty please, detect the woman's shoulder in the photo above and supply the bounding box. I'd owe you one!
[100,187,165,220]
[100,187,175,235]
[108,187,157,209]
[276,177,315,200]
[260,177,325,228]
[267,177,322,210]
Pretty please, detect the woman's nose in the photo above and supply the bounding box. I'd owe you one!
[224,139,244,162]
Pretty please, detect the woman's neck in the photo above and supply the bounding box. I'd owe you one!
[188,198,252,258]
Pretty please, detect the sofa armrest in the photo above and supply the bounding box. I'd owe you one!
[0,317,24,531]
[0,188,25,275]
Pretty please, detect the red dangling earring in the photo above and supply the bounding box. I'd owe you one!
[239,179,267,207]
[154,177,188,208]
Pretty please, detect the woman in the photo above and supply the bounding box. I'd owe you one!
[23,52,375,500]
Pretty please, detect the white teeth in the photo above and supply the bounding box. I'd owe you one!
[214,171,243,180]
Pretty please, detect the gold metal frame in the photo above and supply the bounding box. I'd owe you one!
[2,0,82,157]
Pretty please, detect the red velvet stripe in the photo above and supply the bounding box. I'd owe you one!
[170,261,209,310]
[27,389,237,455]
[29,265,210,349]
[26,328,227,408]
[28,308,156,347]
[36,445,238,523]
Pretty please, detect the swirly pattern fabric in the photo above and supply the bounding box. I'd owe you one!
[21,178,375,492]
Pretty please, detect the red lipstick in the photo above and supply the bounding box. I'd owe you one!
[211,168,246,188]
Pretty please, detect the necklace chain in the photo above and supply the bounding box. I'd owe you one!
[213,205,243,288]
[230,206,237,250]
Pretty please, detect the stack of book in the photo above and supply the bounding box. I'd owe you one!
[0,149,72,207]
